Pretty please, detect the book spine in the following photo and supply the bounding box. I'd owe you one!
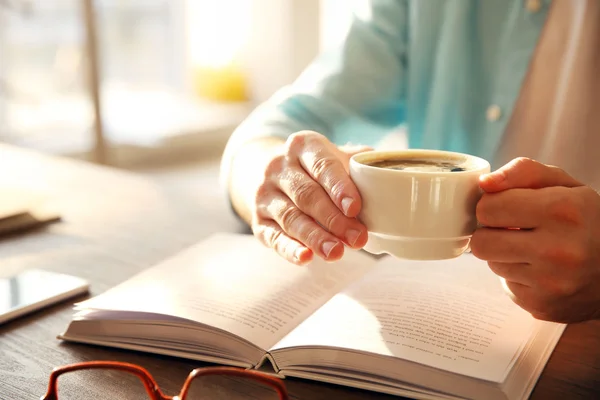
[255,353,285,378]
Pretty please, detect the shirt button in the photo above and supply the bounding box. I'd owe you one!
[486,105,502,122]
[525,0,542,13]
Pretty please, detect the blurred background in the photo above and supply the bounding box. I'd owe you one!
[0,0,359,193]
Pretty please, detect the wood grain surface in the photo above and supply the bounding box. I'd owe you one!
[0,144,598,399]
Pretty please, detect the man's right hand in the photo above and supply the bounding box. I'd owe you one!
[229,131,370,265]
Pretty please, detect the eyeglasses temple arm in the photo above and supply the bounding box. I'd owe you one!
[40,361,167,400]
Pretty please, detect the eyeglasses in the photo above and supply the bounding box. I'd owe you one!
[41,361,290,399]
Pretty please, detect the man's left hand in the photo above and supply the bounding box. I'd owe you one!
[470,157,600,323]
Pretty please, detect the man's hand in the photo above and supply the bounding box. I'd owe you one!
[470,157,600,323]
[243,131,370,265]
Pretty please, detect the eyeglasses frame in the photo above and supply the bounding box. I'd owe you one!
[40,360,290,400]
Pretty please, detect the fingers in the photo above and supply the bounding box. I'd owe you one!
[487,262,533,286]
[256,192,345,262]
[253,131,370,265]
[501,279,563,321]
[500,278,535,312]
[470,227,536,263]
[477,186,587,231]
[253,219,313,265]
[288,133,363,218]
[479,157,583,193]
[477,189,542,229]
[277,166,368,248]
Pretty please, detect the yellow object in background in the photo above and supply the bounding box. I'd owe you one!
[192,62,248,102]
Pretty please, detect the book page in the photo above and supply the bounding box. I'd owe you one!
[272,254,536,382]
[77,233,376,350]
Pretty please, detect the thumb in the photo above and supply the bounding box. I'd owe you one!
[479,157,583,193]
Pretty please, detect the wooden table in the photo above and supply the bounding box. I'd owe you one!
[0,144,599,399]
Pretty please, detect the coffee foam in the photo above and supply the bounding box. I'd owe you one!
[362,156,475,173]
[352,150,491,176]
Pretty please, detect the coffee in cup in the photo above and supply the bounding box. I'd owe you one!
[349,149,491,260]
[364,157,469,172]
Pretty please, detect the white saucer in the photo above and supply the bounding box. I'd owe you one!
[363,232,472,260]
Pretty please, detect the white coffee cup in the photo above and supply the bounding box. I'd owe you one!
[349,149,491,260]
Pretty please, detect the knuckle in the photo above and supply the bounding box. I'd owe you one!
[267,228,283,249]
[509,157,540,182]
[512,157,539,173]
[254,182,272,204]
[264,155,286,177]
[513,156,536,167]
[312,156,337,181]
[546,191,584,226]
[253,222,279,249]
[329,179,347,200]
[293,180,321,207]
[279,206,303,231]
[297,130,324,142]
[272,237,288,257]
[286,132,306,153]
[304,227,323,249]
[324,209,347,233]
[286,131,322,153]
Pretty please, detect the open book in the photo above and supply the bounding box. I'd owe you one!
[59,233,565,400]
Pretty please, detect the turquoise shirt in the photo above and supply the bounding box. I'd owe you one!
[221,0,550,185]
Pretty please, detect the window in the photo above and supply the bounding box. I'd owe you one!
[0,0,187,154]
[0,0,327,161]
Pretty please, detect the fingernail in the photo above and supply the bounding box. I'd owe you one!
[294,248,313,265]
[345,229,361,247]
[321,241,338,258]
[341,197,354,215]
[293,248,304,262]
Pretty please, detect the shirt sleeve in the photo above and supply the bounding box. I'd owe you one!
[219,0,409,190]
